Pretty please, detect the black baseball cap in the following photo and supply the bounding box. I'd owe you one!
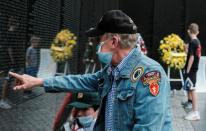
[85,10,137,37]
[68,92,100,109]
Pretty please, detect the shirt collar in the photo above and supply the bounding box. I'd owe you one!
[107,48,139,77]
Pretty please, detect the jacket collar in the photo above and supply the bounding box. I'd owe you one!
[117,48,142,78]
[103,48,142,78]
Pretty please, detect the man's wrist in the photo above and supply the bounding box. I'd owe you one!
[35,78,44,87]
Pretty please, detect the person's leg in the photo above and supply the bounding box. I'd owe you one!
[185,89,200,120]
[182,74,192,106]
[184,72,193,105]
[185,71,200,120]
[188,91,192,103]
[0,78,12,109]
[183,91,192,110]
[190,90,198,111]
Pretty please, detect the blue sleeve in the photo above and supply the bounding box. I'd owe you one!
[133,66,172,131]
[43,71,101,93]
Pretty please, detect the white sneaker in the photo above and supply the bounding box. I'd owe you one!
[185,111,200,121]
[0,99,12,109]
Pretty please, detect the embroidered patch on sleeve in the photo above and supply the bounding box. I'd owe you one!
[130,67,144,83]
[141,71,161,96]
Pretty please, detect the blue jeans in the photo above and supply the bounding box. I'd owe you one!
[26,67,38,77]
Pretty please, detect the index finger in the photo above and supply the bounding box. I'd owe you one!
[9,72,23,80]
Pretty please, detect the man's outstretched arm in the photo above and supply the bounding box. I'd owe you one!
[9,72,43,90]
[9,71,100,92]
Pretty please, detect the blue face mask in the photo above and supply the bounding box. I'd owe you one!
[77,115,94,128]
[96,40,113,64]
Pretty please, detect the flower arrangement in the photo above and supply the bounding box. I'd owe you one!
[137,33,148,55]
[50,29,77,62]
[159,34,187,69]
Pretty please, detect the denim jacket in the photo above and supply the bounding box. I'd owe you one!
[44,48,172,131]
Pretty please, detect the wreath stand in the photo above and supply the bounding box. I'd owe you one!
[56,61,70,76]
[0,77,12,109]
[167,67,185,96]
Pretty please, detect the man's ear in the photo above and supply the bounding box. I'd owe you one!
[187,29,190,34]
[197,31,199,35]
[111,36,120,48]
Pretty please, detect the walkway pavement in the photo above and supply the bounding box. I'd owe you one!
[171,90,194,131]
[191,93,206,131]
[0,87,205,131]
[171,90,206,131]
[0,87,66,131]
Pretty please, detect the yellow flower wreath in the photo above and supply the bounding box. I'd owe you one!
[50,29,77,62]
[159,34,187,69]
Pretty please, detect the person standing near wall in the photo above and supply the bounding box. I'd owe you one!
[23,36,40,97]
[184,23,201,121]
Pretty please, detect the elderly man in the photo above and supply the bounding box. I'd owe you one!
[10,10,172,131]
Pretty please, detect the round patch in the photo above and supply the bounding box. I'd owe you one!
[131,67,144,82]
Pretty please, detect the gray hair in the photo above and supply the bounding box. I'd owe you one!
[105,33,137,48]
[30,35,40,42]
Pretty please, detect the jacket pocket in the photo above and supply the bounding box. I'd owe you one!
[117,88,135,101]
